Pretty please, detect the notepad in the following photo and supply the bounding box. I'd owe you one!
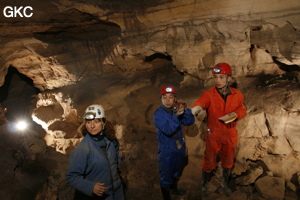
[218,113,237,124]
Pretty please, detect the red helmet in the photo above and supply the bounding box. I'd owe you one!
[160,85,176,95]
[212,63,232,75]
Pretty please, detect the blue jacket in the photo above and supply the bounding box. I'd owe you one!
[153,106,195,150]
[66,133,121,196]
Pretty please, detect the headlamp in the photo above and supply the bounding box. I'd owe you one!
[16,120,28,131]
[213,68,222,73]
[165,87,173,92]
[84,112,96,120]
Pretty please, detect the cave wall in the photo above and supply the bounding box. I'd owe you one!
[0,0,300,199]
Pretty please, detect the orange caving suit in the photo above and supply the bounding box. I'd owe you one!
[193,87,246,172]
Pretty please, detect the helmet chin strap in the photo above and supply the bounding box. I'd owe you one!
[218,83,228,90]
[217,76,230,94]
[95,118,106,135]
[100,118,106,134]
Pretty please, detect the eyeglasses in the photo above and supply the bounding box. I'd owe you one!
[213,68,222,73]
[84,112,96,120]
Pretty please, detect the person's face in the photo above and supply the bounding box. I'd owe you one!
[213,74,231,88]
[85,119,103,135]
[162,93,176,108]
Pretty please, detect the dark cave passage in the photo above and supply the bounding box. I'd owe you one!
[0,66,40,128]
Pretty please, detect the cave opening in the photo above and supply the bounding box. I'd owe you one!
[144,53,172,62]
[144,52,184,76]
[0,66,40,129]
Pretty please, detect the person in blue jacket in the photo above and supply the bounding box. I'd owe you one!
[66,104,125,200]
[153,85,195,200]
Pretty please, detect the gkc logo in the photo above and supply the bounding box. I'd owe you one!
[3,6,33,18]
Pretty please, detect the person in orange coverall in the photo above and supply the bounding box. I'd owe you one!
[192,63,246,197]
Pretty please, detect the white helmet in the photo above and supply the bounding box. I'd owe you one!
[84,104,105,120]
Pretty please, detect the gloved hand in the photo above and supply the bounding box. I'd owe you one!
[173,101,187,115]
[175,107,185,115]
[229,112,237,117]
[192,106,203,116]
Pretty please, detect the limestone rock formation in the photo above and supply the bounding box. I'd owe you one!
[0,0,299,199]
[255,176,285,200]
[235,166,263,186]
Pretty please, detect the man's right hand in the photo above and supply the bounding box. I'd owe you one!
[192,106,203,116]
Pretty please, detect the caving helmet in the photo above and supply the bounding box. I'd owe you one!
[84,104,105,120]
[160,85,176,96]
[212,63,232,76]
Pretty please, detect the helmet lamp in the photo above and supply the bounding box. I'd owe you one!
[84,112,96,120]
[213,68,222,73]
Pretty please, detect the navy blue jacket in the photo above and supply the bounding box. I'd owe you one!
[153,106,195,150]
[66,133,121,196]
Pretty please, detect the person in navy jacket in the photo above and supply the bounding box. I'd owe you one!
[66,104,125,200]
[153,85,195,200]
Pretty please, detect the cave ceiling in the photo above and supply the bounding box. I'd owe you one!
[0,0,299,90]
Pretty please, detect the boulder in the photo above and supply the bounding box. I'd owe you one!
[255,176,285,200]
[235,166,263,186]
